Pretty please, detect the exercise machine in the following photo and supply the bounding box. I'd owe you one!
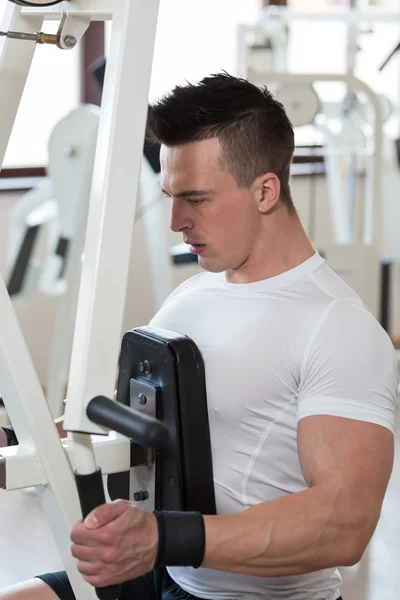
[3,51,175,420]
[236,4,400,322]
[0,2,163,598]
[6,104,100,419]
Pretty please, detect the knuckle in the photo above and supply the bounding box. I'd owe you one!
[102,548,117,564]
[108,561,118,574]
[99,528,114,545]
[70,524,82,543]
[112,498,128,509]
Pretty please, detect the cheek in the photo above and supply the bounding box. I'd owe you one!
[217,204,255,239]
[201,194,256,250]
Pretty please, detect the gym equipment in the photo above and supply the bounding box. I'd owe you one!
[10,1,65,6]
[236,3,400,321]
[5,105,100,418]
[90,56,173,312]
[0,1,160,598]
[109,327,216,516]
[5,97,172,420]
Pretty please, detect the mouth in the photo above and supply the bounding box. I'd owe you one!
[185,242,206,255]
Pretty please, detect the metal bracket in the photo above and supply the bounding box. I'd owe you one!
[0,11,90,48]
[57,12,91,49]
[129,378,159,509]
[0,445,47,489]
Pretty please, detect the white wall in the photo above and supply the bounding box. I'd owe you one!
[148,0,259,101]
[105,0,260,101]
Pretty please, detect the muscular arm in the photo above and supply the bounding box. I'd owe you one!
[202,415,394,576]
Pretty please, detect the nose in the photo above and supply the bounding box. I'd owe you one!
[169,198,193,233]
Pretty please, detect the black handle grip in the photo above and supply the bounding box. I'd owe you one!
[87,395,169,448]
[74,467,121,600]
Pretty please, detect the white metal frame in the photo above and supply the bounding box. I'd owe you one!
[44,104,100,418]
[6,105,100,417]
[259,5,400,24]
[0,1,160,597]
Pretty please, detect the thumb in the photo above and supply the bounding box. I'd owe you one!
[84,499,128,529]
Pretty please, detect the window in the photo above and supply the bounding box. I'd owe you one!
[0,1,80,168]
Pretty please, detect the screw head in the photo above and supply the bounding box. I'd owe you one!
[138,394,147,405]
[139,360,152,374]
[133,490,149,502]
[143,360,152,374]
[63,35,77,48]
[63,145,76,158]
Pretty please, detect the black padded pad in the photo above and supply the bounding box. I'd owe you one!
[109,326,216,515]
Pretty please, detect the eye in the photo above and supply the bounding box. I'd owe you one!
[187,198,204,205]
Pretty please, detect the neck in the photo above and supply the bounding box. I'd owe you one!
[226,207,315,284]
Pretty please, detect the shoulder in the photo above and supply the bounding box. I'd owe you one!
[320,299,391,345]
[298,299,398,432]
[304,298,396,372]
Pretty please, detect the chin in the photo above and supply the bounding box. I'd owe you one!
[198,257,226,273]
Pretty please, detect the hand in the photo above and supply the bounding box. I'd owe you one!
[71,500,158,588]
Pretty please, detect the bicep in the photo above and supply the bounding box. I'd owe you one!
[298,415,394,528]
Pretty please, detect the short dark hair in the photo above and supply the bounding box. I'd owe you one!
[147,72,295,212]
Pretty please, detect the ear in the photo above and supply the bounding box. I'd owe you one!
[254,173,281,214]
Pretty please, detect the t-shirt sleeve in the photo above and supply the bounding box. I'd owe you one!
[297,300,399,433]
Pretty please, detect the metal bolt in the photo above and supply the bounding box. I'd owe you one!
[143,360,152,374]
[138,394,147,405]
[139,360,152,374]
[133,490,149,502]
[63,145,76,158]
[63,35,77,48]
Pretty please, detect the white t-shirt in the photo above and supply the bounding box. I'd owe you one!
[149,252,398,600]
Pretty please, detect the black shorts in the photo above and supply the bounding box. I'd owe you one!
[36,568,201,600]
[36,569,344,600]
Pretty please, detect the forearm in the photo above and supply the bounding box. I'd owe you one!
[203,483,369,577]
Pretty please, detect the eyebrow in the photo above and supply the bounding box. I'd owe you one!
[161,188,215,198]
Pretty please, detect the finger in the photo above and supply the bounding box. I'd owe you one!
[84,499,129,529]
[71,522,114,546]
[76,560,104,577]
[86,500,144,538]
[81,559,134,588]
[71,522,98,546]
[71,542,105,562]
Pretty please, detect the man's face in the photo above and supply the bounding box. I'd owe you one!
[160,138,263,277]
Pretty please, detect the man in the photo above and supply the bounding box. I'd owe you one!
[0,73,398,600]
